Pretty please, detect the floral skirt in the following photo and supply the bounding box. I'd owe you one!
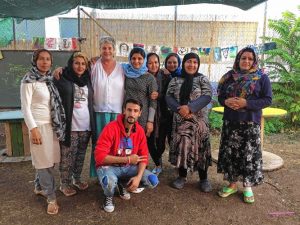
[217,120,263,186]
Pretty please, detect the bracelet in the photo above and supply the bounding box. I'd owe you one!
[127,156,130,164]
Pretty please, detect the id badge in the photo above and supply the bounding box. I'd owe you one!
[125,148,132,155]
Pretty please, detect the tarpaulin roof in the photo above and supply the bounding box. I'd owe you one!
[0,0,267,20]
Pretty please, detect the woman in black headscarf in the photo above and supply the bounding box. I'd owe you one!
[54,52,95,197]
[166,53,212,191]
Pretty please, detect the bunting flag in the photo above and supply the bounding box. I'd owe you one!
[117,41,132,57]
[59,38,72,50]
[229,46,238,58]
[71,38,77,50]
[44,38,57,50]
[177,47,189,58]
[160,46,173,60]
[32,37,45,49]
[133,43,144,48]
[190,47,199,55]
[58,38,77,50]
[147,45,160,55]
[199,48,211,56]
[221,47,230,61]
[214,47,222,62]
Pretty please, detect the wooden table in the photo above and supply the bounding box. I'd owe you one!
[211,107,287,171]
[0,110,30,157]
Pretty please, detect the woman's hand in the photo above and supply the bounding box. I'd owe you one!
[30,127,42,145]
[146,122,154,137]
[52,67,63,80]
[225,97,247,110]
[162,68,170,75]
[150,91,159,100]
[178,105,190,118]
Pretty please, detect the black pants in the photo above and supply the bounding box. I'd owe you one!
[178,167,208,181]
[148,119,172,166]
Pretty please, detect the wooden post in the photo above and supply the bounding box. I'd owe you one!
[4,123,12,156]
[22,122,30,156]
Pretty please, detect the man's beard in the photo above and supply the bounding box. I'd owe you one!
[126,116,136,124]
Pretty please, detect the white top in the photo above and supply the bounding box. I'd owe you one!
[72,84,91,131]
[21,82,51,130]
[91,60,125,113]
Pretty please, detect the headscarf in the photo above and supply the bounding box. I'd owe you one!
[122,47,148,78]
[63,52,90,87]
[22,49,66,141]
[217,47,262,99]
[146,52,160,75]
[179,53,201,105]
[164,53,182,77]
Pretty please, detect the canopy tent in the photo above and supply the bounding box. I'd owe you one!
[1,0,267,20]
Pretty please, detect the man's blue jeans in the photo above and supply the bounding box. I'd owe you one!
[97,165,159,197]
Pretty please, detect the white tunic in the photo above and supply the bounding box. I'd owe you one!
[91,60,125,113]
[21,82,60,169]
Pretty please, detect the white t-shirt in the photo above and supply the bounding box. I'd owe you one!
[72,84,91,131]
[91,60,125,113]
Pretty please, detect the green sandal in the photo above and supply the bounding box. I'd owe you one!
[218,186,238,198]
[243,190,255,204]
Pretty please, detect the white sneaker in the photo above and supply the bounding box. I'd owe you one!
[103,196,115,213]
[117,183,131,200]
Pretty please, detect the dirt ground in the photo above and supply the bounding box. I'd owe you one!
[0,132,299,225]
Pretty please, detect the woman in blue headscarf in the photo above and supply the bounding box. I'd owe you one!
[123,47,158,136]
[163,53,182,77]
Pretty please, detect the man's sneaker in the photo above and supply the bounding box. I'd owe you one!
[117,183,131,200]
[172,177,187,189]
[103,196,115,213]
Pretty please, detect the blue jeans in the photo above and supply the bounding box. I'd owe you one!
[97,165,159,197]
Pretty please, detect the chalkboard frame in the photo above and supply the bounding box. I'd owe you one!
[0,50,75,108]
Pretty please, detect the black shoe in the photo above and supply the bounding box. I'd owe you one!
[172,177,187,189]
[103,196,115,213]
[199,179,212,192]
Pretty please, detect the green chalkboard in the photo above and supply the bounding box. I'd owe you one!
[0,50,74,108]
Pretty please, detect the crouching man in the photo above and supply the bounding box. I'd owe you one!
[94,99,159,213]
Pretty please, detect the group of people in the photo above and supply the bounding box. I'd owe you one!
[20,35,272,215]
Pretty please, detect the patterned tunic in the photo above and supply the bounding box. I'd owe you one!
[124,72,158,130]
[166,75,212,171]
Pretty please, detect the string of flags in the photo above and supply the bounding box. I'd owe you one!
[116,42,276,62]
[32,37,78,50]
[33,37,276,62]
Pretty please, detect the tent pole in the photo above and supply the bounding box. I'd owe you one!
[261,0,268,61]
[77,6,81,51]
[174,5,177,47]
[12,18,16,50]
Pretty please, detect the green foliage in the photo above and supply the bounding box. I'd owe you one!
[209,111,223,131]
[264,118,285,134]
[261,6,300,129]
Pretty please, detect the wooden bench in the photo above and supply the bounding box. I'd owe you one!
[0,110,30,157]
